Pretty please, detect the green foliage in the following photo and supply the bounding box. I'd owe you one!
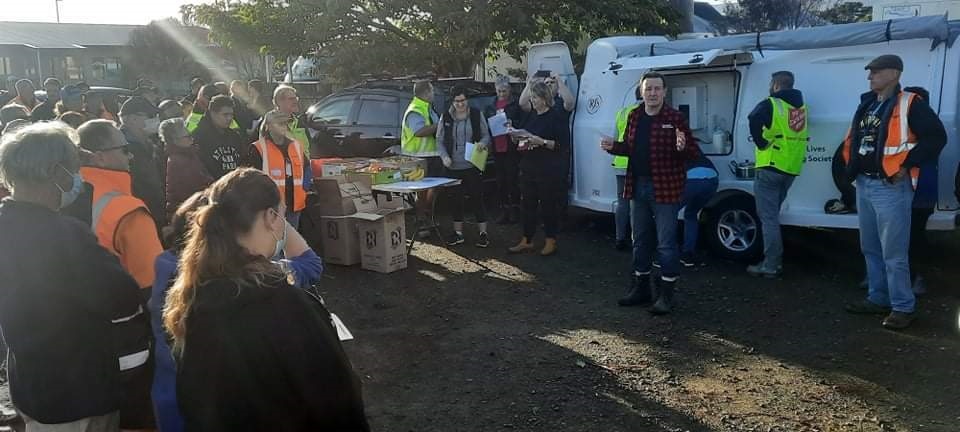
[721,0,825,33]
[126,19,212,85]
[817,1,872,24]
[181,0,680,82]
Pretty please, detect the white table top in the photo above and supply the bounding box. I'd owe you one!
[371,177,462,193]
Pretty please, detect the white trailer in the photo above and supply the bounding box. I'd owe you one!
[527,15,960,261]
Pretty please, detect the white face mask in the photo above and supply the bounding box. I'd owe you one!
[144,117,161,134]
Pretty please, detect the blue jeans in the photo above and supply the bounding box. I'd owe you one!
[681,177,719,254]
[857,175,915,313]
[631,178,681,279]
[615,175,631,242]
[754,169,795,269]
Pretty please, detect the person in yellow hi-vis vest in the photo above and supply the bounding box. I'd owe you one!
[746,71,807,279]
[401,81,442,236]
[611,87,641,251]
[185,85,241,134]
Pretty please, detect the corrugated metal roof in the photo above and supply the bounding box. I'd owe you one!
[0,21,141,49]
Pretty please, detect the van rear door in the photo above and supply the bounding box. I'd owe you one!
[526,42,579,98]
[570,49,750,214]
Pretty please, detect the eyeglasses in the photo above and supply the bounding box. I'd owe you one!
[96,145,131,155]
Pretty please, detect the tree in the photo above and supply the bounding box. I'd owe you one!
[721,0,826,33]
[126,19,212,88]
[181,0,681,82]
[817,1,872,24]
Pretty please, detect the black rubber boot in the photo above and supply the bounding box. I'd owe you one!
[650,279,675,315]
[618,274,652,307]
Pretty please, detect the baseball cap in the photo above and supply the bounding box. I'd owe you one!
[60,85,84,101]
[865,54,903,72]
[119,96,159,117]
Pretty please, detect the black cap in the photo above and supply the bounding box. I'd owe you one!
[119,96,159,117]
[865,54,903,72]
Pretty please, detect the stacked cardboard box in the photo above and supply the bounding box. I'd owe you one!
[304,176,407,273]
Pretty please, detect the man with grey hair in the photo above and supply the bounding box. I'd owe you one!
[484,75,525,224]
[0,122,143,432]
[262,84,313,157]
[73,119,160,430]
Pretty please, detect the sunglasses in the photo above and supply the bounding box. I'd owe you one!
[97,145,131,155]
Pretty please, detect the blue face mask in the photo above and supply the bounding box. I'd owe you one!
[56,165,83,209]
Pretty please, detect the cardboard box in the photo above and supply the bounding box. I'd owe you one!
[354,208,408,273]
[346,169,402,185]
[319,216,361,266]
[320,158,371,177]
[374,192,410,210]
[379,156,428,175]
[311,177,377,216]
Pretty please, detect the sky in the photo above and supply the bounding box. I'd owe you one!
[0,0,730,25]
[0,0,214,25]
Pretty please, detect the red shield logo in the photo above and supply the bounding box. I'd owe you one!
[789,108,806,132]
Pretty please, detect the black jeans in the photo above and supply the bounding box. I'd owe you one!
[494,151,520,208]
[446,167,487,223]
[522,176,561,239]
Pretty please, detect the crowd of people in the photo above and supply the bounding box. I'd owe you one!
[0,76,368,432]
[0,51,949,431]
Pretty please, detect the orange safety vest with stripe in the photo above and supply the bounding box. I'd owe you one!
[841,91,920,189]
[254,137,307,212]
[80,167,148,254]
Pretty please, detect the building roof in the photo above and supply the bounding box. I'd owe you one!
[0,21,141,49]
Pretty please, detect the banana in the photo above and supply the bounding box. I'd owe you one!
[401,166,425,181]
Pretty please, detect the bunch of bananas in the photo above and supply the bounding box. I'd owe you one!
[403,167,425,181]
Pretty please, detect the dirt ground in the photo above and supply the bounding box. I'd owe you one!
[329,210,960,432]
[3,210,959,431]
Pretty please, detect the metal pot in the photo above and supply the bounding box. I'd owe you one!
[729,160,756,179]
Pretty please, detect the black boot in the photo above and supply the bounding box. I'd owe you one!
[618,274,652,306]
[650,278,674,315]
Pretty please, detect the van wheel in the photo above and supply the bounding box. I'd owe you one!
[706,195,762,262]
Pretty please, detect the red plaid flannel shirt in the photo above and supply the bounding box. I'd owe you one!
[608,105,701,204]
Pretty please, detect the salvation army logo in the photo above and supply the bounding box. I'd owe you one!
[587,95,602,114]
[789,108,806,132]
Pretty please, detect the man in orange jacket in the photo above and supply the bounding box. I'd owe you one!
[75,119,160,431]
[840,55,946,330]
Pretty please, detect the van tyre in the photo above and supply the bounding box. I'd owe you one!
[705,195,762,262]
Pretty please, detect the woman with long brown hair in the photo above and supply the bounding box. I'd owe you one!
[163,168,368,432]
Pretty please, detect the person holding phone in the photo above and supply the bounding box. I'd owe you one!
[601,72,701,315]
[508,82,569,257]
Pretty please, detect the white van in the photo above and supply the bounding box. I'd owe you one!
[528,15,960,261]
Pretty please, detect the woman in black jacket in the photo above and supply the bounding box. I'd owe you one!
[164,168,368,432]
[0,122,144,430]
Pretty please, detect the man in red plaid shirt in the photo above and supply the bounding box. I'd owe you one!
[602,72,701,315]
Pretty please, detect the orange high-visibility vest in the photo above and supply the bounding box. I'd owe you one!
[80,167,147,254]
[842,91,920,189]
[254,137,307,212]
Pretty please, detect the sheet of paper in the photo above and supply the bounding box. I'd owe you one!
[465,142,489,172]
[331,313,354,341]
[487,111,509,137]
